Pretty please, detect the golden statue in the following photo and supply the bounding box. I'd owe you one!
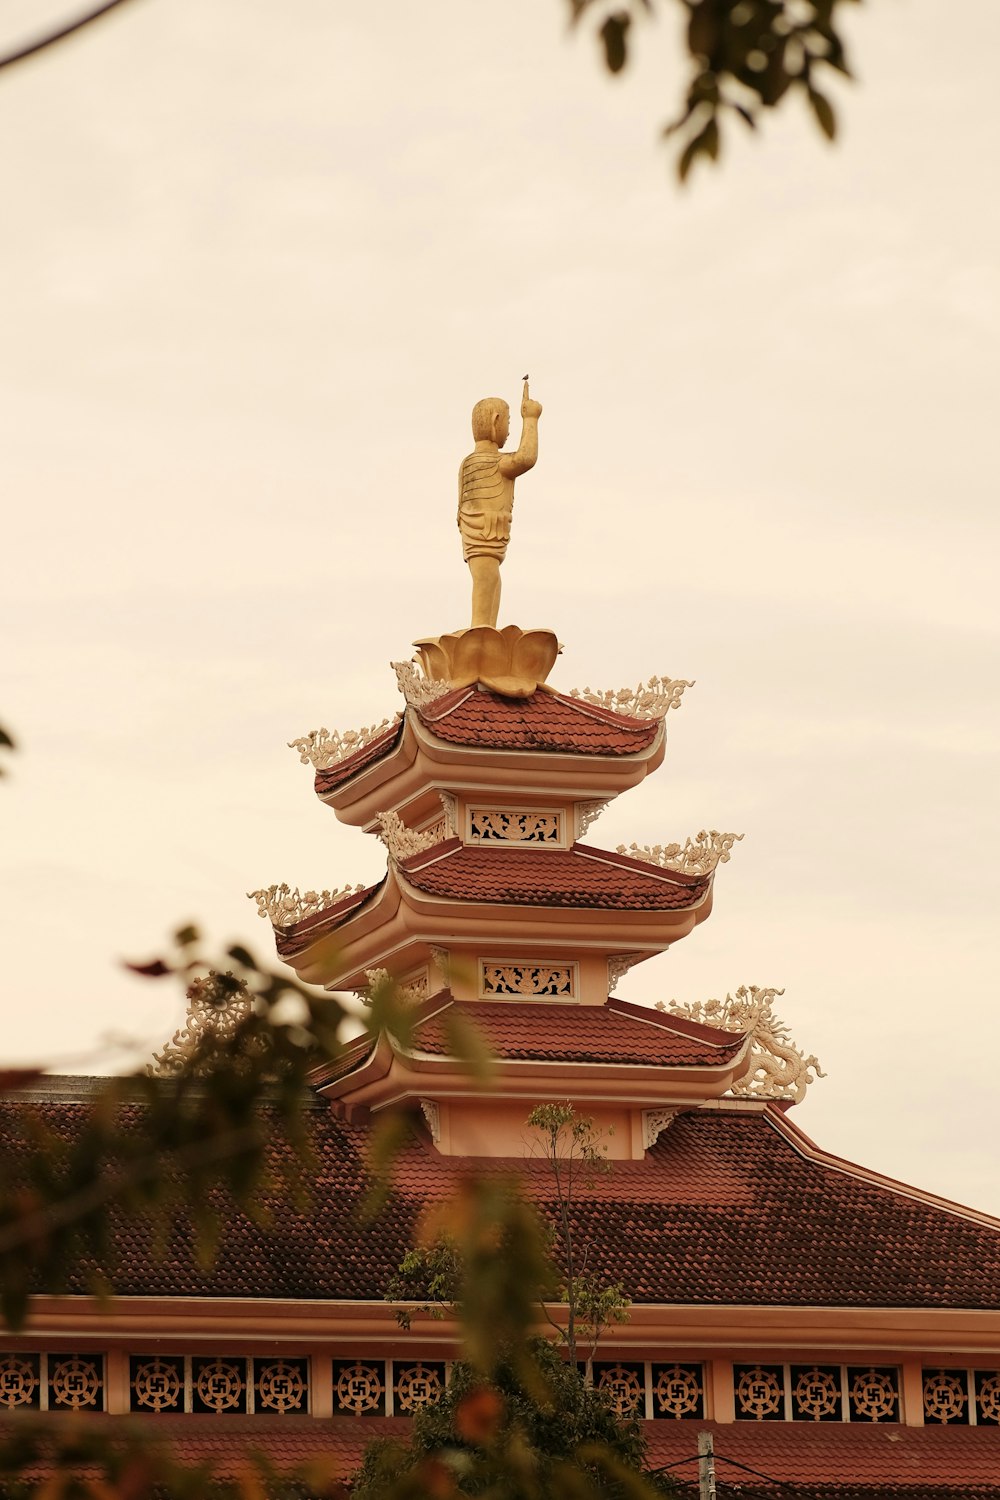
[458,378,542,628]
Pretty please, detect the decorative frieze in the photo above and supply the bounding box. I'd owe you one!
[660,985,825,1104]
[568,676,693,719]
[288,717,399,771]
[248,882,365,928]
[375,809,438,862]
[480,961,576,1000]
[392,659,455,710]
[13,1351,1000,1423]
[129,1355,308,1415]
[468,808,562,844]
[617,830,743,877]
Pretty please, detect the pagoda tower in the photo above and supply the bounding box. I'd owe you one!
[252,378,809,1159]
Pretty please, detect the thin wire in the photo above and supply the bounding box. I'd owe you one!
[0,0,142,74]
[647,1446,809,1496]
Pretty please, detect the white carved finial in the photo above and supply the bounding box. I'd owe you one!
[642,1108,680,1149]
[576,799,611,839]
[428,946,452,989]
[658,985,825,1104]
[355,967,429,1007]
[288,716,400,771]
[392,659,455,710]
[607,953,643,994]
[420,1098,441,1144]
[568,676,693,720]
[375,810,439,863]
[617,830,744,877]
[247,882,366,928]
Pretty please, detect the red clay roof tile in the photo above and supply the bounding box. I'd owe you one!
[647,1419,1000,1491]
[400,841,708,910]
[409,997,744,1068]
[3,1408,998,1493]
[4,1098,1000,1312]
[274,878,384,958]
[312,718,404,795]
[417,687,662,756]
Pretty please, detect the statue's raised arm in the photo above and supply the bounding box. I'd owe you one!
[457,379,543,629]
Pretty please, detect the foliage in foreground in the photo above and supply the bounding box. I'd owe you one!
[352,1338,675,1500]
[572,0,856,179]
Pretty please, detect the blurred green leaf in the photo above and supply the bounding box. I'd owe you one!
[600,12,630,74]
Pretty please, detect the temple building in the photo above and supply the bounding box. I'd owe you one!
[3,389,1000,1494]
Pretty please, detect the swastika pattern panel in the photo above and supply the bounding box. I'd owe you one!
[130,1355,183,1413]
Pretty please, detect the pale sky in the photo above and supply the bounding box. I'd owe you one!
[3,2,999,1214]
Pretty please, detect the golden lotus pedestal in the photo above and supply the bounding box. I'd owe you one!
[413,625,559,698]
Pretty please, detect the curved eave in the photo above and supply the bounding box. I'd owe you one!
[319,705,667,829]
[313,1030,752,1110]
[276,856,714,989]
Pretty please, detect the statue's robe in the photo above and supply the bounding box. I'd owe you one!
[457,452,514,562]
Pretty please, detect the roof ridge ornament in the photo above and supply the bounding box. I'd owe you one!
[375,809,440,863]
[659,985,825,1104]
[618,830,744,876]
[248,882,366,929]
[392,659,455,710]
[288,717,400,771]
[568,676,693,720]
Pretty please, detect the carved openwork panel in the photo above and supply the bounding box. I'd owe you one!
[130,1355,184,1413]
[652,1364,703,1420]
[593,1362,645,1418]
[791,1365,842,1422]
[333,1360,385,1416]
[922,1369,968,1425]
[734,1364,785,1421]
[976,1372,1000,1425]
[192,1357,247,1415]
[848,1367,899,1423]
[480,961,576,1000]
[255,1358,308,1415]
[0,1354,39,1410]
[468,808,563,845]
[394,1361,446,1414]
[49,1354,103,1411]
